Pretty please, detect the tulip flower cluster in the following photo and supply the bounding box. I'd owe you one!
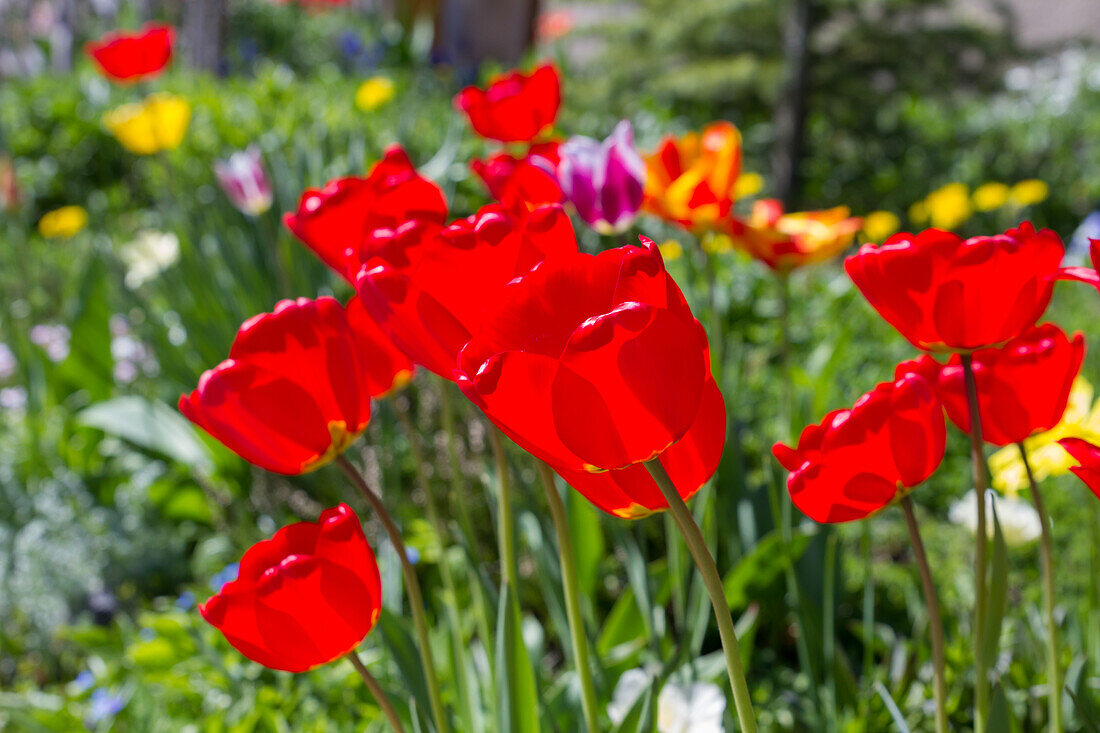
[177,61,760,733]
[143,48,1092,733]
[773,220,1095,733]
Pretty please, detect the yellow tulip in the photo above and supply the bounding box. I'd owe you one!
[971,182,1010,211]
[104,93,191,155]
[734,172,764,198]
[1009,179,1049,207]
[862,210,900,242]
[657,239,683,262]
[38,205,88,238]
[990,377,1100,496]
[355,77,396,112]
[923,183,971,230]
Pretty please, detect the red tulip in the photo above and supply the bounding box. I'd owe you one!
[180,296,411,474]
[454,64,561,143]
[901,324,1084,447]
[845,223,1063,352]
[1059,438,1100,499]
[772,372,946,523]
[457,237,712,473]
[355,203,576,378]
[85,24,174,83]
[1058,238,1100,291]
[200,504,382,672]
[471,142,563,215]
[283,146,447,280]
[552,377,726,518]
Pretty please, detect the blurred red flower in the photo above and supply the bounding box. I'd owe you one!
[284,146,447,279]
[773,372,946,523]
[454,64,561,143]
[200,504,382,672]
[180,296,412,474]
[902,324,1084,447]
[845,223,1063,352]
[355,203,576,378]
[471,142,563,215]
[1058,238,1100,291]
[457,237,714,475]
[85,24,174,84]
[1059,437,1100,499]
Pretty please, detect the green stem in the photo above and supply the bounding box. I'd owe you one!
[900,496,948,733]
[347,651,408,733]
[336,455,450,733]
[487,426,517,587]
[536,461,600,733]
[961,354,989,733]
[645,460,757,732]
[1018,442,1063,733]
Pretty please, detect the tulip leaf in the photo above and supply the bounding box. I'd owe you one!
[495,581,539,733]
[78,396,214,472]
[982,498,1009,673]
[567,488,605,600]
[54,254,113,401]
[989,683,1016,732]
[723,527,812,610]
[597,586,645,658]
[376,609,433,732]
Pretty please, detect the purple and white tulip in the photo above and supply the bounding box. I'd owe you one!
[557,119,646,234]
[214,146,273,216]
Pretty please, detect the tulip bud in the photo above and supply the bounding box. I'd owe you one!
[214,146,274,216]
[558,120,646,234]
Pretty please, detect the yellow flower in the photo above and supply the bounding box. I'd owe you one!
[38,205,88,238]
[862,210,900,242]
[734,172,764,198]
[908,200,928,225]
[104,93,191,155]
[700,232,734,255]
[726,199,862,272]
[990,376,1100,496]
[657,239,683,262]
[1009,179,1049,207]
[971,182,1010,211]
[355,77,396,112]
[923,183,971,230]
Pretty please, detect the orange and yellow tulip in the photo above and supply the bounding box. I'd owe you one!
[644,121,742,232]
[726,199,862,272]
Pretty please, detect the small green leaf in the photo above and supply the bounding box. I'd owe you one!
[723,527,812,609]
[983,498,1009,672]
[568,489,605,600]
[495,582,539,733]
[78,396,214,472]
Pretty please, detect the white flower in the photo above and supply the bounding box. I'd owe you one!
[607,667,726,732]
[0,343,16,379]
[0,386,27,413]
[119,230,179,289]
[29,323,70,362]
[949,490,1042,546]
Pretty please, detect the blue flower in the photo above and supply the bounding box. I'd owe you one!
[209,562,239,592]
[175,590,195,610]
[405,547,421,566]
[85,688,125,728]
[73,670,95,693]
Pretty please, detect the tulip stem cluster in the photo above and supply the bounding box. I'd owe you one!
[536,461,600,733]
[347,651,407,733]
[899,496,948,733]
[644,459,758,732]
[1017,443,1063,733]
[335,455,450,733]
[961,355,990,733]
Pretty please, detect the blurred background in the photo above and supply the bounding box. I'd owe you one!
[3,0,1100,730]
